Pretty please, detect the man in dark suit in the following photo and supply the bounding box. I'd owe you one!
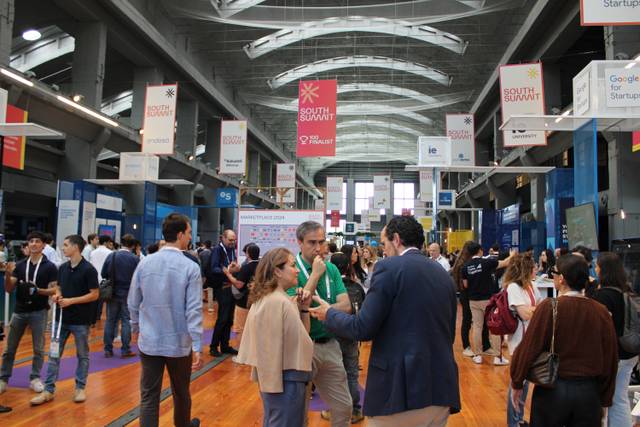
[311,216,460,426]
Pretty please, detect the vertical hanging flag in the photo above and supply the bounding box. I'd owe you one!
[419,170,434,202]
[499,63,546,147]
[633,131,640,153]
[141,84,178,155]
[276,163,296,203]
[446,114,476,165]
[3,105,28,170]
[219,120,248,175]
[297,80,337,157]
[326,177,343,211]
[373,175,391,209]
[330,210,341,227]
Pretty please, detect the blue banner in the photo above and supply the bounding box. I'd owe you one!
[573,119,598,231]
[216,188,238,208]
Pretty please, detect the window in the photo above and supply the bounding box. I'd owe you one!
[326,219,347,233]
[355,182,385,215]
[393,182,415,215]
[326,182,347,214]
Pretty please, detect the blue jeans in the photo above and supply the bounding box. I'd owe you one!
[261,370,310,427]
[0,309,47,381]
[104,298,131,353]
[507,381,529,427]
[44,324,90,393]
[337,337,361,410]
[608,356,638,427]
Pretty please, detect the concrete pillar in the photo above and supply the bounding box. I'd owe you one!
[605,26,640,60]
[130,68,163,129]
[59,136,98,179]
[260,159,272,189]
[346,179,355,222]
[121,184,146,215]
[248,150,260,187]
[530,176,546,221]
[71,21,107,109]
[220,208,236,231]
[203,119,221,172]
[176,100,198,156]
[0,0,14,66]
[493,112,504,162]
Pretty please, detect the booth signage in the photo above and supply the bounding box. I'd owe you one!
[219,120,248,175]
[141,84,178,155]
[216,188,238,208]
[276,163,296,203]
[499,63,547,147]
[446,114,476,165]
[345,222,356,234]
[418,136,451,167]
[419,170,434,202]
[119,153,159,181]
[373,175,391,209]
[573,71,591,116]
[605,68,640,108]
[438,190,456,209]
[326,176,343,211]
[297,79,337,157]
[581,0,640,26]
[3,104,27,170]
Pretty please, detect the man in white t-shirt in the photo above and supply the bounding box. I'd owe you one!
[89,235,113,325]
[81,234,99,261]
[428,243,451,272]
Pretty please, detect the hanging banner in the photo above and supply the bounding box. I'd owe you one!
[633,131,640,153]
[446,114,476,165]
[499,63,547,147]
[419,170,434,202]
[3,105,28,170]
[330,210,340,227]
[219,120,248,175]
[581,0,640,26]
[297,79,337,157]
[276,163,296,203]
[326,177,343,211]
[141,84,178,155]
[373,175,391,209]
[360,209,371,230]
[418,136,451,167]
[368,197,381,222]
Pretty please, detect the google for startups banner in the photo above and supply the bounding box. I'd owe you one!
[499,63,547,148]
[219,120,248,175]
[141,84,178,155]
[276,163,296,203]
[446,114,476,166]
[297,80,337,157]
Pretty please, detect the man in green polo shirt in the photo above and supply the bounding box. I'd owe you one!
[288,221,352,427]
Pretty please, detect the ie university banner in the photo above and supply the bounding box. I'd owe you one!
[499,63,547,148]
[141,84,178,155]
[297,80,337,157]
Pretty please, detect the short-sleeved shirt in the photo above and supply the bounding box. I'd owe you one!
[506,282,540,355]
[12,255,58,313]
[235,260,259,309]
[287,253,346,340]
[57,258,99,325]
[461,256,499,300]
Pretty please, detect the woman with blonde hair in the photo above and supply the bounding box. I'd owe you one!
[360,245,377,293]
[236,248,313,426]
[503,253,540,427]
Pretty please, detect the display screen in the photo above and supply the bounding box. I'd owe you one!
[566,203,599,250]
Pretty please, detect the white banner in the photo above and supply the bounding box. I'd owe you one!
[119,153,159,181]
[368,197,381,222]
[373,175,391,209]
[219,120,248,175]
[446,114,475,165]
[56,200,80,251]
[605,68,640,108]
[141,84,178,155]
[499,63,547,147]
[418,136,451,167]
[276,163,296,203]
[573,70,591,116]
[360,209,371,230]
[420,170,434,202]
[581,0,640,26]
[81,202,96,240]
[326,177,343,211]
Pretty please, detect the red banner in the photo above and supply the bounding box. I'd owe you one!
[633,131,640,153]
[3,105,28,170]
[297,80,337,157]
[330,210,340,227]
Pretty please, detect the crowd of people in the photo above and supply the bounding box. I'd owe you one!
[0,213,637,427]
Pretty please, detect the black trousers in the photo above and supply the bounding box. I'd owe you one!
[531,378,602,427]
[210,287,235,351]
[139,351,193,427]
[459,291,490,351]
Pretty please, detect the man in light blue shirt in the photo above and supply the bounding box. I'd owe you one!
[128,213,203,427]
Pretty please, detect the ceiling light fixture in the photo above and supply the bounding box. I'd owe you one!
[56,95,119,127]
[0,68,34,87]
[22,29,42,41]
[72,94,84,103]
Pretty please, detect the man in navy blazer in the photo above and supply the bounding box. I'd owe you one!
[311,216,460,426]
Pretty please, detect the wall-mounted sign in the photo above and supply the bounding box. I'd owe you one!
[141,84,178,155]
[297,79,337,157]
[219,120,248,175]
[446,114,475,165]
[581,0,640,26]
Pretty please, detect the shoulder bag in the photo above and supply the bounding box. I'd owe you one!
[607,287,640,354]
[526,297,559,388]
[99,252,116,301]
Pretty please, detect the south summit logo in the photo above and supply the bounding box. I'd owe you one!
[300,82,320,104]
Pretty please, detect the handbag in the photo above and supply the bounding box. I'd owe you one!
[526,297,559,388]
[98,252,117,301]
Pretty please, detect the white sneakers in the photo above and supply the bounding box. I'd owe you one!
[30,391,54,406]
[30,378,45,393]
[73,388,87,403]
[493,356,510,366]
[462,347,475,357]
[0,380,6,394]
[472,355,483,364]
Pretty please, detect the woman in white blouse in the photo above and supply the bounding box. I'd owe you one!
[504,253,540,427]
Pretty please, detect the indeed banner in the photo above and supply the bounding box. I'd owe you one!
[297,80,337,157]
[276,163,296,203]
[219,120,247,175]
[326,176,343,211]
[499,63,547,148]
[446,114,475,165]
[141,84,178,155]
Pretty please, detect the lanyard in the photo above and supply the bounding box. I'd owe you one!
[220,243,235,265]
[50,302,63,341]
[296,253,331,301]
[25,256,42,284]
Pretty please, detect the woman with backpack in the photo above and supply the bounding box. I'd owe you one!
[504,253,540,427]
[592,252,637,427]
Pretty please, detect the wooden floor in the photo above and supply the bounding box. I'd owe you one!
[0,302,521,426]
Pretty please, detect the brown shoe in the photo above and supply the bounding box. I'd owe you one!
[30,391,54,406]
[73,388,86,403]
